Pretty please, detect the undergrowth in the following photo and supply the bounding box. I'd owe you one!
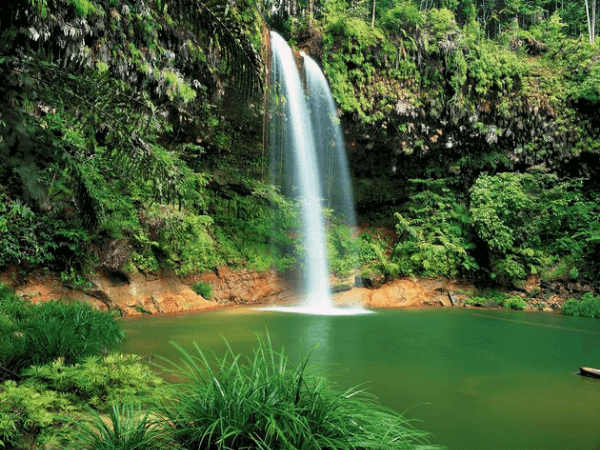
[0,284,440,449]
[562,293,600,319]
[463,291,527,310]
[0,284,124,378]
[22,354,166,409]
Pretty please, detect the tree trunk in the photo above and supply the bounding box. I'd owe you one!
[593,0,597,44]
[585,0,594,44]
[371,0,376,28]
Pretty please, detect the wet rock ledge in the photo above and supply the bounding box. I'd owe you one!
[1,267,288,316]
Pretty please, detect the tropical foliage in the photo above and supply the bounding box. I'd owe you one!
[280,1,600,287]
[0,0,299,280]
[1,0,599,290]
[393,179,477,278]
[0,285,163,448]
[463,291,527,309]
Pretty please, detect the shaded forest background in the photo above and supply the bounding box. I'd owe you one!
[1,0,599,292]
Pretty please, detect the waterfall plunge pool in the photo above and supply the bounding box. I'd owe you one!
[121,307,600,450]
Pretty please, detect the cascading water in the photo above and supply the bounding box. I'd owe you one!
[269,31,331,311]
[303,55,356,228]
[263,32,370,315]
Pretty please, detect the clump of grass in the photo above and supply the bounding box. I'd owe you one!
[562,293,600,319]
[69,402,171,450]
[155,335,441,450]
[0,284,124,379]
[190,281,214,300]
[463,296,488,307]
[534,301,546,311]
[463,295,501,308]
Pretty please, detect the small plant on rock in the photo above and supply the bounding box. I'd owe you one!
[190,281,213,300]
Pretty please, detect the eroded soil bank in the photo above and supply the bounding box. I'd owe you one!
[2,266,582,316]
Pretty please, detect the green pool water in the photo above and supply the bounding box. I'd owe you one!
[121,307,600,450]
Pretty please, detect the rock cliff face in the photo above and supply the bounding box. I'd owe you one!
[2,268,288,316]
[333,277,474,308]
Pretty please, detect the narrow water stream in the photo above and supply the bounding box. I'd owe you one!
[121,308,600,450]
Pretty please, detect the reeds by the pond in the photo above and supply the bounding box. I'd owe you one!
[150,335,442,449]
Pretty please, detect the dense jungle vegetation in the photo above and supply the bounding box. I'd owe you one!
[1,0,599,293]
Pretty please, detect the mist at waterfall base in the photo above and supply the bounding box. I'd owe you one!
[260,32,369,316]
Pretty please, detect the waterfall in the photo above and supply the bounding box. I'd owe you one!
[303,55,357,228]
[264,32,370,315]
[269,31,331,310]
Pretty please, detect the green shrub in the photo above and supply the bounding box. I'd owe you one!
[0,194,90,272]
[427,8,459,39]
[206,181,298,274]
[0,285,124,378]
[190,281,214,300]
[504,297,527,310]
[356,233,401,281]
[562,293,600,319]
[463,296,494,307]
[22,353,165,409]
[0,354,168,448]
[469,173,593,284]
[326,220,361,277]
[464,290,508,308]
[463,296,483,307]
[149,206,220,275]
[156,336,440,450]
[0,380,74,448]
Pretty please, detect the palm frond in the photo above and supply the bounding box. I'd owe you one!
[160,0,263,96]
